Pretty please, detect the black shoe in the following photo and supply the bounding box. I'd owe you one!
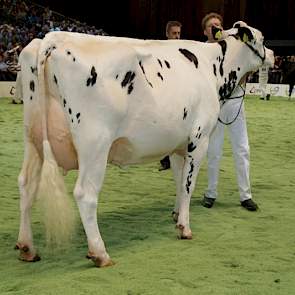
[159,156,171,171]
[266,94,270,100]
[201,196,215,208]
[241,199,258,211]
[259,97,264,100]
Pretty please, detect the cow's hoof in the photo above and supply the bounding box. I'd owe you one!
[176,224,193,240]
[15,243,41,262]
[86,252,115,267]
[171,211,179,223]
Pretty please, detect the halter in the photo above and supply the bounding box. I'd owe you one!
[217,34,266,125]
[230,34,266,63]
[245,41,266,63]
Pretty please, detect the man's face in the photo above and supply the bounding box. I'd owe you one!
[167,26,181,39]
[204,17,222,42]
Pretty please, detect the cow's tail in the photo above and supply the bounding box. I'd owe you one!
[37,42,75,248]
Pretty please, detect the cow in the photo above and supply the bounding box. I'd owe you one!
[15,21,274,267]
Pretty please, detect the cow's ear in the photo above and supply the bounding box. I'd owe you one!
[212,26,223,40]
[238,26,254,42]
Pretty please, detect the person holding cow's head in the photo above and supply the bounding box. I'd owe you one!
[202,12,223,42]
[166,20,182,40]
[201,12,259,211]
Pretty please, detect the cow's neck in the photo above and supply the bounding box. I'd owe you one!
[211,37,255,100]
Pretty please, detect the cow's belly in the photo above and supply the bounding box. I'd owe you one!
[108,119,188,166]
[28,99,78,171]
[108,136,186,166]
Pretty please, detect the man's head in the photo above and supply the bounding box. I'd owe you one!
[202,12,223,42]
[166,20,182,39]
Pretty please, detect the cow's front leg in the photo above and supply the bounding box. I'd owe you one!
[74,141,114,267]
[176,134,209,239]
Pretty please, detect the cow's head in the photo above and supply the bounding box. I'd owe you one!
[213,21,274,70]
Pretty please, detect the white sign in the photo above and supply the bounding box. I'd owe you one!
[245,83,295,97]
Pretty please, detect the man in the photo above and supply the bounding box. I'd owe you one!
[201,12,258,211]
[159,20,182,170]
[166,20,182,40]
[259,65,270,100]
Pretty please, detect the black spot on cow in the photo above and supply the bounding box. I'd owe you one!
[44,46,55,58]
[157,59,163,68]
[139,61,153,88]
[186,175,192,194]
[198,133,202,139]
[76,113,81,124]
[29,80,35,92]
[188,141,197,153]
[218,40,227,56]
[198,126,201,131]
[183,108,188,120]
[73,57,76,62]
[66,50,71,55]
[121,71,135,88]
[128,83,134,94]
[179,48,198,68]
[219,70,238,99]
[139,61,145,74]
[86,66,97,87]
[53,74,58,85]
[115,74,119,79]
[164,60,171,69]
[217,40,227,77]
[68,108,72,115]
[157,72,164,81]
[213,64,217,76]
[71,119,73,123]
[188,160,194,175]
[121,71,136,94]
[30,66,37,74]
[185,158,195,194]
[30,95,32,100]
[237,67,240,71]
[63,98,67,107]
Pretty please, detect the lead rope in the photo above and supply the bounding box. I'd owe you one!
[218,85,245,125]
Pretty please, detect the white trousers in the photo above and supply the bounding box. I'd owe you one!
[205,90,252,202]
[259,66,269,99]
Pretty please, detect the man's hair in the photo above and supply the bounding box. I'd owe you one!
[166,20,182,33]
[201,12,223,30]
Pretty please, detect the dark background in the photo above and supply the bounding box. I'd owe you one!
[33,0,295,54]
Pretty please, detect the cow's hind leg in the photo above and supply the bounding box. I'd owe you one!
[73,139,113,267]
[176,131,210,239]
[16,140,42,262]
[170,153,185,223]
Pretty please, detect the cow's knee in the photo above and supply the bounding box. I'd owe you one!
[73,184,84,201]
[18,173,26,188]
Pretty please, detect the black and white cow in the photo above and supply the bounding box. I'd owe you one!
[15,21,274,267]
